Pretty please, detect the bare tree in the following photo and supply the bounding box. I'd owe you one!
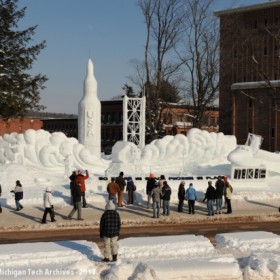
[135,0,187,142]
[177,0,219,128]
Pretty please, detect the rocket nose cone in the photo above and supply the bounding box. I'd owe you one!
[87,58,94,77]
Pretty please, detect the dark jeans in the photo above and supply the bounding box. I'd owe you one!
[81,192,87,207]
[127,190,134,204]
[178,199,184,212]
[225,198,232,213]
[42,207,55,222]
[188,200,195,214]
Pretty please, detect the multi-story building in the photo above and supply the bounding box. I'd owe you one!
[215,1,280,151]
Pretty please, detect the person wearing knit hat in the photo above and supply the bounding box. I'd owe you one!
[100,200,121,262]
[42,186,56,224]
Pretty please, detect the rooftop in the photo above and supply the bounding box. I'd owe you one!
[214,1,280,17]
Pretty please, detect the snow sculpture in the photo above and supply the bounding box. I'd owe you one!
[78,58,101,158]
[0,129,109,171]
[107,128,237,176]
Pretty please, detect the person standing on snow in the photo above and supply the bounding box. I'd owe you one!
[74,170,89,208]
[69,170,77,205]
[158,174,166,208]
[67,181,83,221]
[161,181,172,216]
[146,173,157,209]
[107,177,120,206]
[224,178,233,214]
[177,181,186,212]
[115,171,126,207]
[42,186,56,224]
[99,200,121,262]
[202,181,216,216]
[11,180,23,211]
[151,182,161,218]
[215,176,225,214]
[126,176,136,205]
[186,183,198,214]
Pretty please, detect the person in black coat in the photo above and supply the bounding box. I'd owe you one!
[67,182,83,220]
[161,181,172,216]
[100,200,121,262]
[69,171,76,205]
[215,176,225,214]
[177,181,186,212]
[202,181,216,216]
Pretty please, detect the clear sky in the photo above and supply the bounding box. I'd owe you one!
[18,0,266,114]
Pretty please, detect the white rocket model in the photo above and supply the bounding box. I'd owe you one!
[78,58,101,158]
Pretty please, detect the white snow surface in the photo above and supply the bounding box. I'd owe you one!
[1,128,280,279]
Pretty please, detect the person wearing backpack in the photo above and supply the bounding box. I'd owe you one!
[225,179,233,214]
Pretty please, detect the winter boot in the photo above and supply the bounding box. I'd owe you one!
[0,207,2,213]
[112,254,117,262]
[102,258,110,262]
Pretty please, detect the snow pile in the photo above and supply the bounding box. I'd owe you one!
[0,240,101,280]
[118,235,216,260]
[216,231,280,279]
[1,227,280,279]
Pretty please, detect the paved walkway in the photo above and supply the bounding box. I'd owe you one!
[0,198,279,232]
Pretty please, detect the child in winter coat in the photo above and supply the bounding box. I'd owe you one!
[42,186,56,224]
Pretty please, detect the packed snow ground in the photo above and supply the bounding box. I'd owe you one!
[0,128,280,279]
[1,232,280,279]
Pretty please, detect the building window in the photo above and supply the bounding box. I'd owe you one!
[101,113,105,124]
[249,98,253,108]
[272,127,275,138]
[119,112,123,124]
[276,17,279,25]
[249,128,252,133]
[272,98,275,108]
[118,130,123,140]
[111,112,115,124]
[254,20,257,29]
[264,46,267,56]
[264,19,268,27]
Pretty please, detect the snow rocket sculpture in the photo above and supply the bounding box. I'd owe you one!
[78,58,101,158]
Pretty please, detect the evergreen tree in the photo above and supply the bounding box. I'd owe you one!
[0,0,47,119]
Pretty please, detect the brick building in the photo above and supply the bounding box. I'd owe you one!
[215,2,280,151]
[0,118,42,135]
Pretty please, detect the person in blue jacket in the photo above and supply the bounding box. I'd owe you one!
[185,183,197,214]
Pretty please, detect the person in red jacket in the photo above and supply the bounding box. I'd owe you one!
[74,170,89,208]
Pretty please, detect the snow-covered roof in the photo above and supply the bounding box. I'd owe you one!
[214,1,280,17]
[231,80,280,90]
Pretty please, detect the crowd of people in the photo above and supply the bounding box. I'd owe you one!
[2,171,234,262]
